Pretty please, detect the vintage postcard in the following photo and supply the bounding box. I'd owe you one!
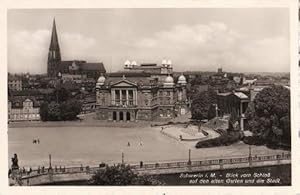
[0,0,298,195]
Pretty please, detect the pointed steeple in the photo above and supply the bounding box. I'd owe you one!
[47,18,61,77]
[49,18,60,51]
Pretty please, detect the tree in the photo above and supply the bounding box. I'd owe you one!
[39,100,82,121]
[47,102,61,121]
[191,90,217,120]
[39,102,49,121]
[51,87,70,103]
[89,164,163,185]
[245,85,290,146]
[60,100,82,121]
[228,109,239,132]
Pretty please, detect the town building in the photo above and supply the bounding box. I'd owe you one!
[217,91,250,130]
[8,97,40,122]
[95,60,189,121]
[47,19,106,79]
[8,75,22,91]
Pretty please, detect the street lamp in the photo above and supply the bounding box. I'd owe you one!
[248,145,252,167]
[188,149,191,165]
[49,154,52,169]
[56,72,62,103]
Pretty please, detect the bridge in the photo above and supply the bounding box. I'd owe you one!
[9,152,291,186]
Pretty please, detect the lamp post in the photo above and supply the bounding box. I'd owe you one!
[49,154,52,169]
[248,145,252,167]
[188,149,191,165]
[56,72,62,103]
[121,151,124,164]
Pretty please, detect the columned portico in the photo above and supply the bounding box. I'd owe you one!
[111,88,137,106]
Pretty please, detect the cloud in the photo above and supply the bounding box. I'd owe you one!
[130,22,289,72]
[8,30,97,74]
[8,22,289,74]
[60,33,97,59]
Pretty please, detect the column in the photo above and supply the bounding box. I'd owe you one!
[116,111,119,121]
[240,101,243,116]
[135,90,138,105]
[119,90,122,105]
[112,89,115,105]
[126,90,129,106]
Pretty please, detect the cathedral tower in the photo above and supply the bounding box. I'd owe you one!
[47,18,61,77]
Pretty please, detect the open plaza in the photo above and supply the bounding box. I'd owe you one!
[8,121,287,169]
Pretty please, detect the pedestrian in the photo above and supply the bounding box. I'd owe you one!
[37,139,40,144]
[127,142,130,147]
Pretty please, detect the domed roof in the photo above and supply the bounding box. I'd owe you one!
[166,59,172,66]
[124,60,131,66]
[165,75,174,84]
[131,61,137,66]
[96,75,106,86]
[178,74,187,84]
[162,59,167,65]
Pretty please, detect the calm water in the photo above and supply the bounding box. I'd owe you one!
[8,126,285,169]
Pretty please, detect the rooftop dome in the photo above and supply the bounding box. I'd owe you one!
[162,59,167,65]
[131,61,137,66]
[178,73,187,85]
[166,59,172,66]
[124,60,131,66]
[164,75,174,87]
[96,75,106,87]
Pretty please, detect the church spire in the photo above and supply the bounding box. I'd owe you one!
[49,18,60,51]
[47,18,61,77]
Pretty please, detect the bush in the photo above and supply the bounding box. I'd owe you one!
[196,131,241,148]
[39,100,82,121]
[89,164,164,185]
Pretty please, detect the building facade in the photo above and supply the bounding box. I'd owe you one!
[217,91,250,130]
[8,75,22,91]
[8,97,40,122]
[95,61,189,121]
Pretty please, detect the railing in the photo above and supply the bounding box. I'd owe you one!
[12,152,291,183]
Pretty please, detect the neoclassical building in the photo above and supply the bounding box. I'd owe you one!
[95,60,189,121]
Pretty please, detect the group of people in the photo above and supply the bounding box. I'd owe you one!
[127,139,143,147]
[32,138,40,144]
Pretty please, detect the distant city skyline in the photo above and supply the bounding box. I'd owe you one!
[8,8,290,74]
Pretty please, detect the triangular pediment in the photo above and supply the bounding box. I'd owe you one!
[111,80,137,87]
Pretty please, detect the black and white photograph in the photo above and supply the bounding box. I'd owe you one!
[6,6,292,187]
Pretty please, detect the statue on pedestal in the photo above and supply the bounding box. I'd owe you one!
[11,153,19,170]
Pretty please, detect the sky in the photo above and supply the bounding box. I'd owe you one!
[7,8,290,74]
